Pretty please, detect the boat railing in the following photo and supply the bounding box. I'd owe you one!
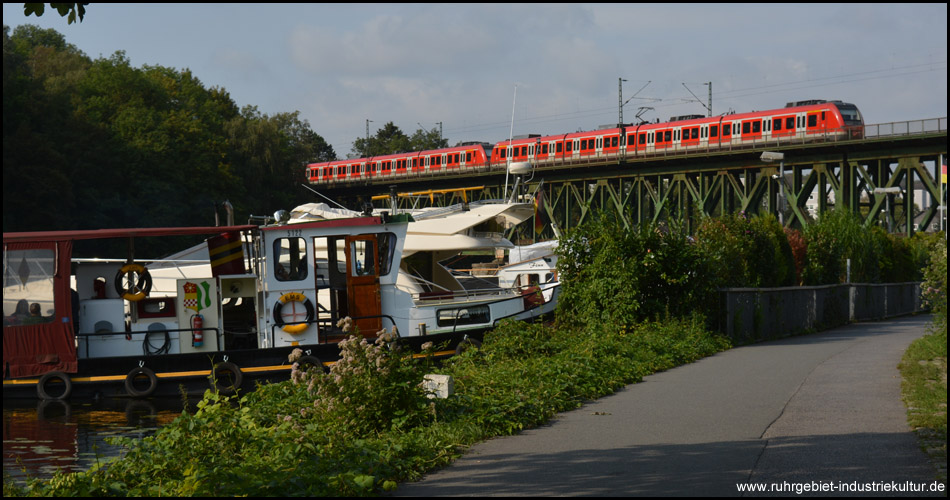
[76,326,221,358]
[414,286,519,304]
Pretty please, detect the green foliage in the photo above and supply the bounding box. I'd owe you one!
[11,316,729,497]
[23,3,87,24]
[556,211,714,327]
[2,25,335,247]
[295,329,436,439]
[694,212,795,288]
[921,238,947,335]
[351,122,448,158]
[802,208,880,284]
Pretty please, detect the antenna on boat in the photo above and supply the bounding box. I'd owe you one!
[299,183,349,210]
[504,84,517,200]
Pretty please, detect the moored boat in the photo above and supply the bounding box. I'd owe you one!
[3,206,558,400]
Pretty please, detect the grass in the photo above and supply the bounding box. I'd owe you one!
[899,322,947,486]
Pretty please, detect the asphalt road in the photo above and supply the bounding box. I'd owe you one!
[393,315,943,497]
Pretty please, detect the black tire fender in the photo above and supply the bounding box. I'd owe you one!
[125,366,159,398]
[296,355,326,373]
[211,361,243,395]
[37,371,72,400]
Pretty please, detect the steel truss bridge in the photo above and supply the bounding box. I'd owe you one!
[312,118,947,244]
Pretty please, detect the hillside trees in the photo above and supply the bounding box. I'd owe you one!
[2,24,335,253]
[351,122,449,158]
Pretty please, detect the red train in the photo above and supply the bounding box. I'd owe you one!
[307,99,864,184]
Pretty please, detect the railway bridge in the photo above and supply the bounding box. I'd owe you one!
[310,118,947,244]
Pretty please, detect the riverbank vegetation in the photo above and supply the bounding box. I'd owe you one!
[899,237,947,485]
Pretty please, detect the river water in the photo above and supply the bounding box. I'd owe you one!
[3,397,195,486]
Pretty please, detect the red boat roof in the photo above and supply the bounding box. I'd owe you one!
[3,225,258,244]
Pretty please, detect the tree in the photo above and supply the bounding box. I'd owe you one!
[351,121,410,158]
[409,126,447,152]
[23,3,87,24]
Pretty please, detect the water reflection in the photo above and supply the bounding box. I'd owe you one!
[3,397,195,485]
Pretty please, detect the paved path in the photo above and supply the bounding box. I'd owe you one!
[394,315,942,496]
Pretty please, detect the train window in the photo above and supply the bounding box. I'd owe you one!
[773,118,781,131]
[542,144,548,154]
[808,115,817,127]
[611,137,618,147]
[786,117,794,130]
[566,142,572,152]
[638,133,645,145]
[521,146,527,156]
[723,124,731,136]
[691,128,699,139]
[742,122,750,134]
[664,131,671,142]
[753,122,761,133]
[466,152,471,162]
[556,142,562,153]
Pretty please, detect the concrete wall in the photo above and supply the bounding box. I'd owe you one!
[719,283,924,343]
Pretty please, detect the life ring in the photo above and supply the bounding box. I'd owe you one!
[124,366,158,397]
[37,371,72,400]
[210,361,243,395]
[272,292,314,334]
[114,263,152,302]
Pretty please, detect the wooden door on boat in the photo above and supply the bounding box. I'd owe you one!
[345,234,381,335]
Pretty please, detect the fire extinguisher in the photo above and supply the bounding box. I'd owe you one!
[192,314,204,347]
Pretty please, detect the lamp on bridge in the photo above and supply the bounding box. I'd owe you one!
[761,151,786,225]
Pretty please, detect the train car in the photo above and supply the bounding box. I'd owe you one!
[308,144,492,185]
[308,100,863,184]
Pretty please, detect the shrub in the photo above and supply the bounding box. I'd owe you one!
[921,237,947,335]
[694,212,795,288]
[784,227,807,285]
[802,208,881,284]
[556,211,714,327]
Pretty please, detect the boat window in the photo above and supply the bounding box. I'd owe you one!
[274,237,308,281]
[377,233,397,276]
[350,239,376,277]
[3,249,55,327]
[436,305,490,327]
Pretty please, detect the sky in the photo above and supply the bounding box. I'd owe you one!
[3,3,947,159]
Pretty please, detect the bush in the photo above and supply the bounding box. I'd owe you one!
[556,212,714,327]
[921,237,947,335]
[695,213,795,288]
[802,208,881,284]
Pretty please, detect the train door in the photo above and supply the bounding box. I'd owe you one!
[345,234,381,335]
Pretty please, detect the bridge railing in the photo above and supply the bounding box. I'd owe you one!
[864,117,947,138]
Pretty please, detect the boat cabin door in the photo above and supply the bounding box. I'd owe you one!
[345,234,382,335]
